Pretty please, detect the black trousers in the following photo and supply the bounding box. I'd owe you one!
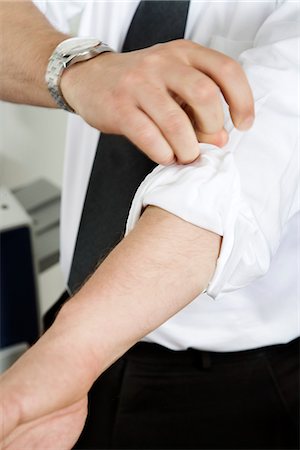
[45,294,299,450]
[74,338,299,450]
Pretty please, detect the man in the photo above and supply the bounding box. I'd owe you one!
[0,1,299,449]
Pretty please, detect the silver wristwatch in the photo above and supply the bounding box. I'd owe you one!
[46,37,114,113]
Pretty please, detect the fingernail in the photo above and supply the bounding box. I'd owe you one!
[237,115,254,131]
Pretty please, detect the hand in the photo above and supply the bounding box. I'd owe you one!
[61,39,254,165]
[1,395,87,450]
[0,319,97,450]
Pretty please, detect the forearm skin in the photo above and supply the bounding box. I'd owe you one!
[1,206,220,435]
[61,206,221,374]
[0,0,69,106]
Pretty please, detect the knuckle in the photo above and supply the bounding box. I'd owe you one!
[166,39,195,57]
[142,50,164,68]
[167,39,200,57]
[122,69,144,88]
[167,38,186,49]
[158,153,176,166]
[220,57,240,77]
[194,82,219,103]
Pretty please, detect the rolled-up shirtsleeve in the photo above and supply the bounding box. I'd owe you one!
[125,2,299,299]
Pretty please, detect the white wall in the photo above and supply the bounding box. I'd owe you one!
[0,101,68,313]
[0,6,82,318]
[0,102,67,188]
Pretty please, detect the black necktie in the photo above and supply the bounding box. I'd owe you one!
[68,1,190,293]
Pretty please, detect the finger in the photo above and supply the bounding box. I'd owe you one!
[120,107,176,165]
[196,128,229,147]
[168,67,225,135]
[137,87,200,164]
[181,103,228,147]
[187,45,255,129]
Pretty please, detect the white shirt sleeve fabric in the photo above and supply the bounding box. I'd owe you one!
[125,2,300,300]
[33,1,85,34]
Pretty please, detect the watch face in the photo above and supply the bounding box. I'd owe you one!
[57,37,101,57]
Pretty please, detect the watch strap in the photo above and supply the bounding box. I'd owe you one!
[46,55,75,112]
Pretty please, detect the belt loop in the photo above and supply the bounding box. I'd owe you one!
[201,351,212,370]
[188,348,212,370]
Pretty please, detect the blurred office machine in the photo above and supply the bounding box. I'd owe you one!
[0,180,61,372]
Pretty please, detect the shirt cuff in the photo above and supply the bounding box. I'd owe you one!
[125,145,258,300]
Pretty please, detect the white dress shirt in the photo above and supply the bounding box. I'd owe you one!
[35,0,299,351]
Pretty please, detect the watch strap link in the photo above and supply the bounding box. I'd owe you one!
[46,54,75,113]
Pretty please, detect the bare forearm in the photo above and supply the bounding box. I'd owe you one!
[1,207,220,436]
[57,206,221,373]
[0,0,69,106]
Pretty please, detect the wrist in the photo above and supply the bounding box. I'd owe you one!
[46,37,115,113]
[59,58,89,113]
[60,50,115,115]
[37,33,71,108]
[55,289,127,378]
